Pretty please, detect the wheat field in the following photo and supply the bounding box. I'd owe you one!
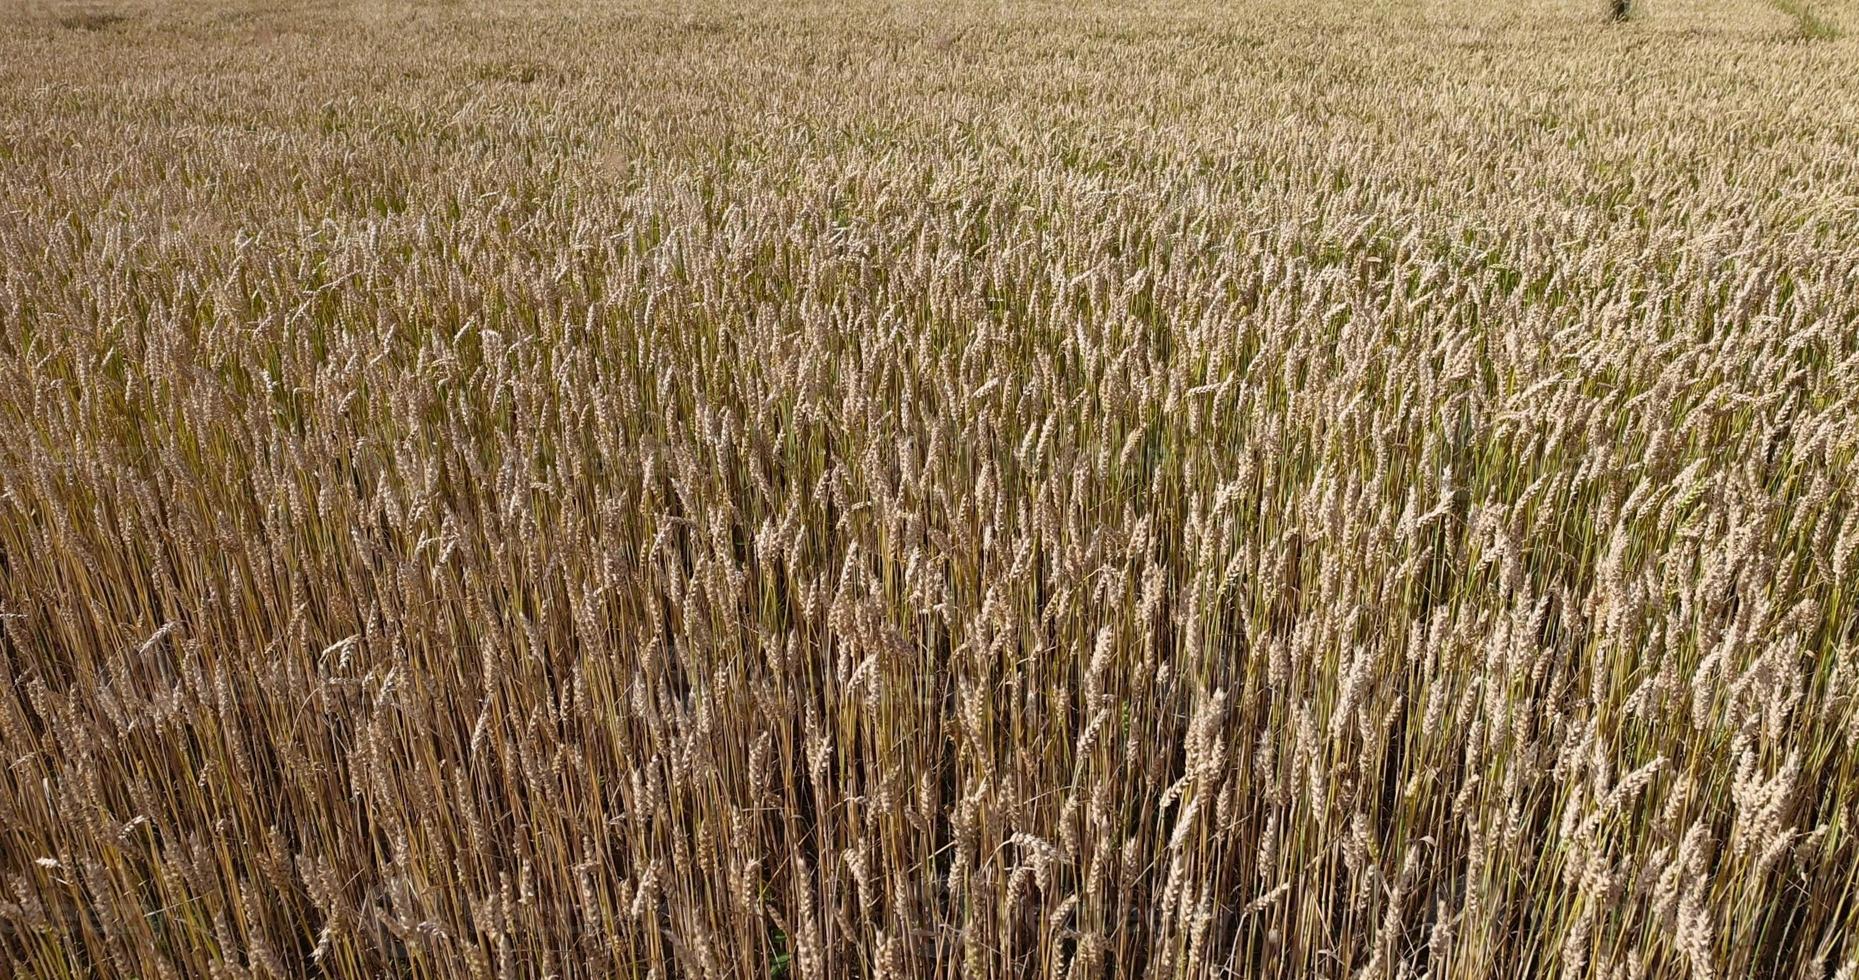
[2,0,1858,977]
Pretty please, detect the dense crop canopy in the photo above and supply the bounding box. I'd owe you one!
[2,1,1857,977]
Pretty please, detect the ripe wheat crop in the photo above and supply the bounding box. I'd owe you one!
[2,0,1858,977]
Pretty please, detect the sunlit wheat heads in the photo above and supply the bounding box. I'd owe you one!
[2,0,1858,977]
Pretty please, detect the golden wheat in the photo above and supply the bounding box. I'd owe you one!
[2,0,1857,978]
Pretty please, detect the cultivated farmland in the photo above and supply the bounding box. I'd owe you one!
[2,1,1858,977]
